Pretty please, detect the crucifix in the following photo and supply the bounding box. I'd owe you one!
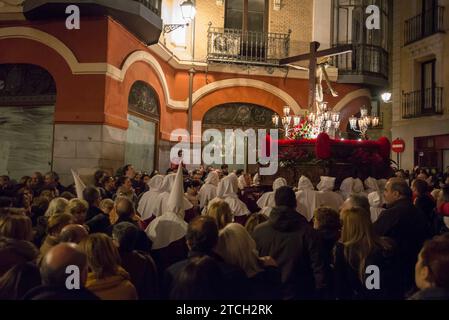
[279,41,353,110]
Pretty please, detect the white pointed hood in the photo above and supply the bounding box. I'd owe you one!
[217,175,238,198]
[137,175,164,220]
[205,171,219,186]
[364,177,379,194]
[145,164,188,250]
[159,173,177,193]
[167,163,186,217]
[257,178,287,211]
[317,176,336,192]
[340,177,365,199]
[297,176,314,191]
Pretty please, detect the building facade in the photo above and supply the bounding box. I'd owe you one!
[0,0,392,184]
[391,0,449,171]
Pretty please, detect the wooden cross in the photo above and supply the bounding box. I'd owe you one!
[279,41,353,109]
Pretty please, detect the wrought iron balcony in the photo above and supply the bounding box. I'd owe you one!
[23,0,163,45]
[207,27,291,67]
[402,87,444,119]
[330,43,389,81]
[404,6,445,45]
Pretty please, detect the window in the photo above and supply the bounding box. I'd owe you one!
[421,59,436,113]
[422,0,438,36]
[225,0,267,32]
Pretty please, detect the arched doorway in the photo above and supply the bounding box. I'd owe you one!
[125,81,160,173]
[0,64,56,179]
[202,103,277,172]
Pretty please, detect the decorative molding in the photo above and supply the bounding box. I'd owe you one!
[0,27,304,112]
[404,33,445,59]
[203,103,276,128]
[333,89,372,112]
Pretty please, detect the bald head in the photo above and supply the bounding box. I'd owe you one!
[40,243,87,287]
[59,224,89,244]
[115,197,134,219]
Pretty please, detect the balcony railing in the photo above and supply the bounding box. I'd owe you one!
[207,27,291,66]
[404,6,445,45]
[402,87,444,119]
[330,44,389,80]
[134,0,162,16]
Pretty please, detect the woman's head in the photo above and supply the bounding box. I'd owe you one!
[340,207,381,280]
[244,213,268,234]
[206,200,232,230]
[100,198,114,215]
[116,176,132,192]
[216,223,262,277]
[45,197,69,217]
[313,207,341,241]
[78,233,121,279]
[65,199,88,224]
[0,214,33,241]
[47,213,73,236]
[415,234,449,290]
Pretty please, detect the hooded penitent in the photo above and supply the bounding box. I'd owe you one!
[145,164,188,250]
[257,178,288,216]
[155,173,193,217]
[295,176,316,222]
[339,177,365,200]
[364,177,379,194]
[216,174,250,217]
[198,171,219,209]
[315,176,344,212]
[137,175,164,220]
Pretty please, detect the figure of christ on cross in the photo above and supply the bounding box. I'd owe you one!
[279,41,353,110]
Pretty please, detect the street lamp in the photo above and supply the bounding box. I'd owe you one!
[381,92,392,103]
[163,0,196,36]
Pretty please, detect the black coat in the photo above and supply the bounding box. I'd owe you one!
[23,285,99,300]
[408,287,449,300]
[373,198,432,294]
[333,242,402,300]
[252,206,327,300]
[163,251,248,300]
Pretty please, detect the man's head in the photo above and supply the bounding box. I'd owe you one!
[112,222,138,252]
[59,224,89,244]
[340,194,370,215]
[44,172,59,186]
[40,243,88,287]
[30,172,44,187]
[123,164,135,179]
[412,178,429,196]
[115,197,134,220]
[415,234,449,290]
[82,187,101,207]
[275,186,297,208]
[186,216,219,254]
[383,177,412,205]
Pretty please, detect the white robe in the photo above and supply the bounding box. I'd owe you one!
[216,175,249,217]
[316,176,344,212]
[137,175,164,220]
[257,178,287,217]
[145,164,188,250]
[198,171,219,209]
[368,191,385,223]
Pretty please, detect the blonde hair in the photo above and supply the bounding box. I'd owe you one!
[78,233,121,279]
[340,208,390,281]
[0,214,33,241]
[65,199,88,215]
[45,197,69,217]
[216,223,262,277]
[100,199,114,214]
[244,213,268,234]
[206,199,232,230]
[47,213,73,235]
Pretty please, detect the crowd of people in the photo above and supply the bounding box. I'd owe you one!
[0,163,449,300]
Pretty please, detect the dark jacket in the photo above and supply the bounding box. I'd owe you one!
[246,266,282,300]
[163,251,247,300]
[333,242,401,300]
[85,207,110,234]
[107,216,151,253]
[373,198,431,294]
[86,206,104,222]
[23,285,99,300]
[252,206,327,300]
[119,250,159,300]
[414,194,436,230]
[408,287,449,300]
